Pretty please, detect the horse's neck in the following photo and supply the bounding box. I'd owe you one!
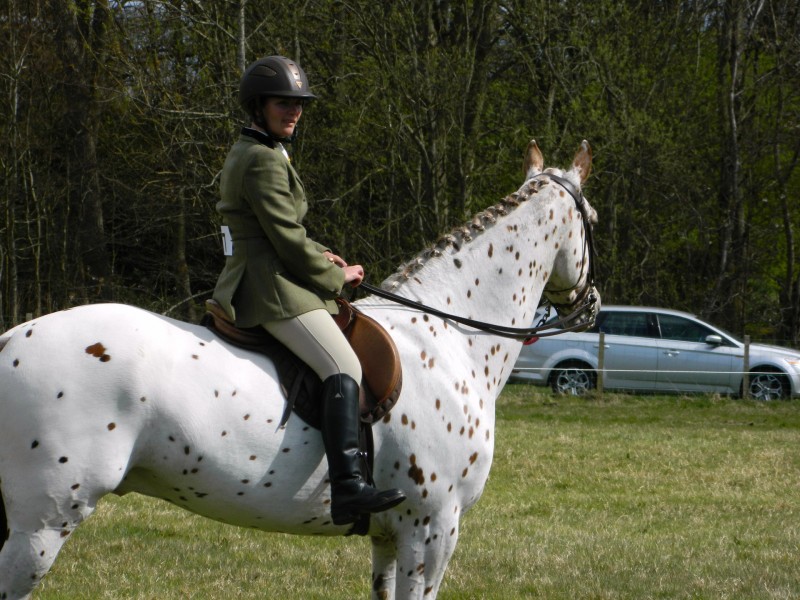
[383,191,561,334]
[359,186,568,408]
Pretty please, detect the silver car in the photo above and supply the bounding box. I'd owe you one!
[510,305,800,400]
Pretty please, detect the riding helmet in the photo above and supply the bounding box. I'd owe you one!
[239,55,317,110]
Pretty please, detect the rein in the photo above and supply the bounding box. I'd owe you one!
[359,281,596,341]
[357,173,599,341]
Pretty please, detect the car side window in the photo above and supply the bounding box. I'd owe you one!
[597,312,651,338]
[657,314,715,343]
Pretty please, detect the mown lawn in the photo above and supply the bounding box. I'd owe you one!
[34,385,800,599]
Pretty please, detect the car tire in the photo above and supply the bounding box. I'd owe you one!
[746,369,790,401]
[550,361,596,396]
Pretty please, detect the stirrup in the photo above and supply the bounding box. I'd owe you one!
[331,487,406,525]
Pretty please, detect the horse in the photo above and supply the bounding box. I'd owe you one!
[0,140,599,599]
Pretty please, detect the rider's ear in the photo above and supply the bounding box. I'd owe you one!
[523,139,543,178]
[571,140,592,183]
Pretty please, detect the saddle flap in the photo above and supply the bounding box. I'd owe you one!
[338,300,403,408]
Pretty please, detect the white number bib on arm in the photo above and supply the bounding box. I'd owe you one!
[221,225,233,256]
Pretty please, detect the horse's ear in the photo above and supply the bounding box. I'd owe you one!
[523,139,543,177]
[571,140,592,183]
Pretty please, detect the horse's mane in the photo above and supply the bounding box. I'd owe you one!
[383,176,548,290]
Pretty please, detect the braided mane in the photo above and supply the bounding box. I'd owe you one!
[383,176,548,290]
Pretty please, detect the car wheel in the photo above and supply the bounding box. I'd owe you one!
[747,369,789,401]
[550,361,595,396]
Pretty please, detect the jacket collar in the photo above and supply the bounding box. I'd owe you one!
[240,127,276,148]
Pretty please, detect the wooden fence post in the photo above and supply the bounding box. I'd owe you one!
[596,331,605,395]
[742,335,750,399]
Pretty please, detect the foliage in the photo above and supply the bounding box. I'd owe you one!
[0,0,798,343]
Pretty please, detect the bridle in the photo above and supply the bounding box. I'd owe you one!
[358,173,599,341]
[537,173,596,297]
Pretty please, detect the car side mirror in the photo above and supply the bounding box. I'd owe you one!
[705,334,723,346]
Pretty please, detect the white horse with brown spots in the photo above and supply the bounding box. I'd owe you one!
[0,140,599,599]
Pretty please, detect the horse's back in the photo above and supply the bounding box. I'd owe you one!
[0,302,283,453]
[0,305,218,489]
[0,304,196,421]
[0,303,197,365]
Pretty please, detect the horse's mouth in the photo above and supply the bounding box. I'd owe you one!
[549,285,601,333]
[571,286,601,332]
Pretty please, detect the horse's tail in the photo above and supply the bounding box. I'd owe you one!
[0,487,6,552]
[0,323,27,548]
[0,327,16,550]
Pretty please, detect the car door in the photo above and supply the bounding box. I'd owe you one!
[654,313,737,393]
[596,310,661,390]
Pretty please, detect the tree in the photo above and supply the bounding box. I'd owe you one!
[0,0,798,344]
[49,0,113,301]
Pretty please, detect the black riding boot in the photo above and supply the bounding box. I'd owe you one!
[321,374,406,525]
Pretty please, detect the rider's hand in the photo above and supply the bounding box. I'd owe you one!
[343,265,364,287]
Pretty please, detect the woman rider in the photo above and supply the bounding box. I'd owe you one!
[213,56,406,525]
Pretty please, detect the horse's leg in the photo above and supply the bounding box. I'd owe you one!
[0,526,82,600]
[371,534,398,600]
[389,512,461,599]
[0,430,131,599]
[0,464,112,600]
[0,462,109,600]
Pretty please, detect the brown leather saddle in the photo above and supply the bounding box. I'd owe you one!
[201,298,402,430]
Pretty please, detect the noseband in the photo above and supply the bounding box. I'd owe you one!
[358,174,599,341]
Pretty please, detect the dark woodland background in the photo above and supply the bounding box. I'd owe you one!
[1,1,799,345]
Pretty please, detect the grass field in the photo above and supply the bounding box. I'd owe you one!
[32,385,800,599]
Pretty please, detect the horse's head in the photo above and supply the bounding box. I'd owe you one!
[523,139,601,333]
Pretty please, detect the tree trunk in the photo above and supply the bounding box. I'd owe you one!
[50,0,112,303]
[707,0,764,325]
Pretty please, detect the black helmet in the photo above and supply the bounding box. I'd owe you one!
[238,56,317,109]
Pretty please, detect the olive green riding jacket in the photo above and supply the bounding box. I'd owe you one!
[212,131,345,328]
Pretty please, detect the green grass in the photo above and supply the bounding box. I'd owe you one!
[33,385,800,599]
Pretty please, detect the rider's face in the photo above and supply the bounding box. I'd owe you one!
[262,97,304,138]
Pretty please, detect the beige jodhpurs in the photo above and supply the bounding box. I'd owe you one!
[262,309,362,382]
